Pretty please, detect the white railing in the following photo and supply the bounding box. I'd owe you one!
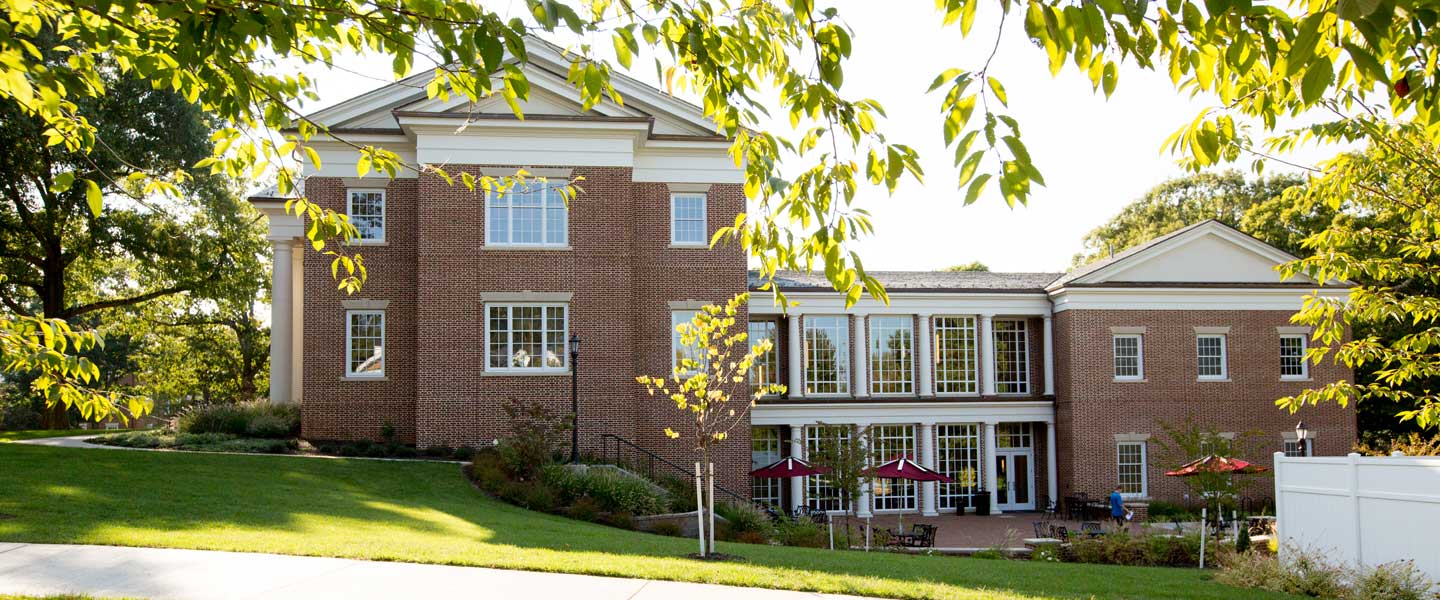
[1274,451,1440,579]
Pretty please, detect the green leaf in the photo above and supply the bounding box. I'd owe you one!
[84,179,102,216]
[1301,57,1334,104]
[987,76,1008,106]
[1102,62,1118,97]
[928,68,964,93]
[964,173,992,205]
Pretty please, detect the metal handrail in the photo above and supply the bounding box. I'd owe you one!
[597,433,748,503]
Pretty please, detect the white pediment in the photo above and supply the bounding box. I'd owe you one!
[1066,221,1317,286]
[306,37,719,138]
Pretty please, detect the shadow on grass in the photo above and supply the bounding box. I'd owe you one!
[0,444,1292,600]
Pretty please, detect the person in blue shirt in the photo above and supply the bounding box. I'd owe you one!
[1109,485,1127,530]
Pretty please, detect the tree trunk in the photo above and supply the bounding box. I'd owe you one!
[40,245,70,429]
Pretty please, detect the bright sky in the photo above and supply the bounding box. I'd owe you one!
[294,2,1343,273]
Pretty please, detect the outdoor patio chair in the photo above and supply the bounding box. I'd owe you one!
[908,524,937,548]
[1052,525,1070,540]
[1038,496,1059,520]
[1033,521,1047,539]
[1080,521,1105,538]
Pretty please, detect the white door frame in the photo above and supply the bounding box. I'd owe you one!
[995,448,1036,511]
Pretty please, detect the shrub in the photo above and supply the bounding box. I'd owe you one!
[656,475,698,512]
[1351,560,1436,600]
[651,521,684,537]
[1215,547,1438,600]
[496,398,569,480]
[602,510,635,530]
[174,401,299,438]
[971,549,1005,560]
[380,422,398,445]
[498,481,559,513]
[540,465,668,515]
[714,501,773,540]
[423,445,454,458]
[94,431,166,448]
[470,453,508,493]
[453,445,477,461]
[1031,544,1062,563]
[1235,524,1251,553]
[773,517,827,548]
[245,414,293,439]
[1067,533,1209,567]
[734,531,768,545]
[569,496,601,522]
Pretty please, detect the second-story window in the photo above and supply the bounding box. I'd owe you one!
[870,316,914,395]
[670,193,707,246]
[747,320,779,386]
[487,182,567,247]
[993,319,1029,394]
[934,316,978,394]
[1113,334,1144,380]
[1280,335,1308,379]
[347,189,386,242]
[804,316,849,396]
[672,310,702,375]
[1197,334,1228,379]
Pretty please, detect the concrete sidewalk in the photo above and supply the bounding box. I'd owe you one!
[0,543,864,600]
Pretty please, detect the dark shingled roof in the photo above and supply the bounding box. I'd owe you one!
[751,270,1063,293]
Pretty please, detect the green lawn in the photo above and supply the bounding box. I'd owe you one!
[0,429,119,442]
[0,444,1291,600]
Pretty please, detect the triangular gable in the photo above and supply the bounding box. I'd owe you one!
[305,37,718,137]
[1054,221,1317,287]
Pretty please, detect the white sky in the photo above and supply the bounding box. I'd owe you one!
[292,2,1343,273]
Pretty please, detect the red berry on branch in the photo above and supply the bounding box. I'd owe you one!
[1395,77,1411,97]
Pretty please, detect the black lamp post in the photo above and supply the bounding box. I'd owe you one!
[569,334,581,463]
[1295,421,1310,456]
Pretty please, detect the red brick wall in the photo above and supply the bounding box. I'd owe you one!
[299,168,751,492]
[299,177,418,443]
[1053,309,1356,503]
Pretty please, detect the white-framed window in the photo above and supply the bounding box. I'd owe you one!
[1117,441,1147,497]
[670,193,707,246]
[347,189,386,242]
[1283,439,1311,457]
[997,422,1033,449]
[1281,334,1308,379]
[671,310,702,375]
[803,316,850,396]
[486,303,568,372]
[993,319,1030,394]
[870,316,914,395]
[870,424,917,511]
[1197,334,1228,379]
[748,320,779,386]
[934,316,978,395]
[937,423,981,510]
[751,426,784,507]
[345,310,385,377]
[805,425,850,512]
[486,181,568,246]
[1113,334,1144,380]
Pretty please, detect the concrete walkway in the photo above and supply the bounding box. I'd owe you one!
[0,543,864,600]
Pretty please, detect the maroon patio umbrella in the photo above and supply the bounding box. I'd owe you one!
[750,456,832,478]
[1165,455,1269,477]
[865,457,954,483]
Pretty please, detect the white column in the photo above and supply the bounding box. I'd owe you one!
[787,316,804,399]
[980,314,996,396]
[1046,420,1059,504]
[984,421,1001,514]
[916,314,933,398]
[268,240,294,405]
[856,423,872,518]
[1042,315,1055,397]
[852,314,868,398]
[290,244,304,403]
[920,422,938,516]
[789,425,805,514]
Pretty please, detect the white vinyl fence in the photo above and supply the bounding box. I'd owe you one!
[1274,452,1440,579]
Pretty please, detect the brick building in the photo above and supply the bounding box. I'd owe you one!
[254,39,1353,514]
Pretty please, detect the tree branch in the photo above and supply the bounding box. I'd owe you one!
[63,284,194,318]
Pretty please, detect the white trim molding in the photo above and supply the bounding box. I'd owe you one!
[481,291,573,303]
[666,183,713,193]
[667,299,714,310]
[478,167,574,179]
[341,299,390,310]
[1113,433,1152,442]
[1050,287,1350,312]
[1110,326,1148,334]
[1194,326,1232,335]
[1277,326,1312,335]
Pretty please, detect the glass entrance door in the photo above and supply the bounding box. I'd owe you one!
[994,452,1035,510]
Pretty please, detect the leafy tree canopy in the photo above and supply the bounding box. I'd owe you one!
[1072,171,1305,266]
[942,261,990,272]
